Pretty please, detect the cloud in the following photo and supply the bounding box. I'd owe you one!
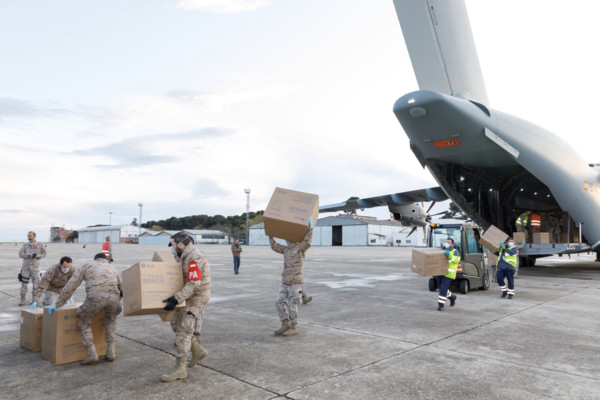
[0,209,26,214]
[177,0,270,13]
[67,127,234,168]
[167,86,296,113]
[0,98,75,120]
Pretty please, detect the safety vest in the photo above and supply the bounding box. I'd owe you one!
[497,245,518,269]
[516,213,529,226]
[531,214,541,228]
[445,248,460,279]
[102,242,111,256]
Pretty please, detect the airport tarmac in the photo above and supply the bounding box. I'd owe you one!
[1,242,600,399]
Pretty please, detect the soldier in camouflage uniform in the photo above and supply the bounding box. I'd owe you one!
[49,253,122,365]
[18,231,47,306]
[30,256,76,307]
[269,226,314,337]
[161,233,211,382]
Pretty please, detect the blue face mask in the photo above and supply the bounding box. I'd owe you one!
[170,247,177,256]
[60,268,69,274]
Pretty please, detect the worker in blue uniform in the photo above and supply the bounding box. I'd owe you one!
[497,237,518,299]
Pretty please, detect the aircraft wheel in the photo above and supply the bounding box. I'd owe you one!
[459,280,469,294]
[428,278,437,292]
[480,272,490,290]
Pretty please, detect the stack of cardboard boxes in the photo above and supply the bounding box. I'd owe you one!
[20,303,108,365]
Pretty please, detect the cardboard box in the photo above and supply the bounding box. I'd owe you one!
[122,261,185,316]
[513,232,527,246]
[41,304,107,365]
[480,225,509,252]
[532,232,550,244]
[152,251,176,262]
[410,248,449,276]
[263,187,319,242]
[20,308,43,352]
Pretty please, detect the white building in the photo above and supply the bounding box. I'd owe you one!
[77,225,149,244]
[249,216,426,246]
[138,230,179,245]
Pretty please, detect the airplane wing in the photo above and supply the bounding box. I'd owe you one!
[319,187,448,213]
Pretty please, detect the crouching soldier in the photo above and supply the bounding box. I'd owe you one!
[435,238,459,311]
[48,253,122,365]
[161,233,211,382]
[269,218,314,337]
[30,256,76,308]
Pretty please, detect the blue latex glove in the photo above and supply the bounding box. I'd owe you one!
[48,304,57,315]
[500,242,505,249]
[66,299,71,305]
[29,301,37,309]
[444,249,450,257]
[308,217,313,230]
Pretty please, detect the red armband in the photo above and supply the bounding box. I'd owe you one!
[187,261,202,281]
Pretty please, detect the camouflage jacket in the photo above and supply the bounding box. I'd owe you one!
[174,243,211,313]
[33,263,76,302]
[19,241,47,269]
[56,258,121,307]
[269,229,313,285]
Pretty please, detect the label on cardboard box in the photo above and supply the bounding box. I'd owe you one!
[122,261,185,316]
[263,187,319,242]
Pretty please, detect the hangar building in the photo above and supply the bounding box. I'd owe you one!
[249,215,426,246]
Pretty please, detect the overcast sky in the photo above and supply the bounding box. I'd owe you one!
[1,0,599,242]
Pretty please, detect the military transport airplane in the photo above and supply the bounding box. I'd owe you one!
[320,0,600,259]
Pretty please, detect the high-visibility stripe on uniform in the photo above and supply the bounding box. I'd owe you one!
[531,214,541,227]
[102,242,110,256]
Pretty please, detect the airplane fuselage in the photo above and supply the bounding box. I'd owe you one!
[394,90,600,250]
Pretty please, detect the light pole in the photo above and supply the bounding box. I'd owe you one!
[109,211,112,225]
[138,202,143,241]
[244,189,251,244]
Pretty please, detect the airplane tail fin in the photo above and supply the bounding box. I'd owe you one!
[392,0,489,106]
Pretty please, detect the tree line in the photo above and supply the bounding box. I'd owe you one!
[141,211,265,240]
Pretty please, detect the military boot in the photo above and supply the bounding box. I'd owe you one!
[18,294,26,306]
[282,323,298,337]
[188,337,209,368]
[274,319,290,335]
[302,295,312,304]
[106,341,116,362]
[81,344,99,365]
[160,357,187,382]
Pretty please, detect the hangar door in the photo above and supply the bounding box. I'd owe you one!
[332,226,342,246]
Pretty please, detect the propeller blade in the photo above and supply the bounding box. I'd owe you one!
[407,226,418,237]
[426,201,436,214]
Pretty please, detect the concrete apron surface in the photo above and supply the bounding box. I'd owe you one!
[1,243,600,399]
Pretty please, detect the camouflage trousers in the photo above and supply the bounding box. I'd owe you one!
[276,283,301,325]
[170,291,210,358]
[42,291,59,306]
[20,265,41,297]
[77,291,122,347]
